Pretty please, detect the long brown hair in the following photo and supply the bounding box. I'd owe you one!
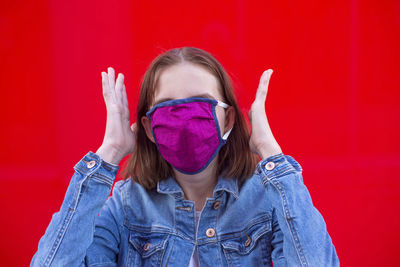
[121,47,258,190]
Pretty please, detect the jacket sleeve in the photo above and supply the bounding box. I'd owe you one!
[256,153,340,267]
[30,151,120,267]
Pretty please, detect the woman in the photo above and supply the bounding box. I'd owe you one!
[31,47,339,266]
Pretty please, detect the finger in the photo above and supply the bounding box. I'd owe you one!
[115,73,124,103]
[121,84,130,120]
[101,72,110,99]
[121,83,129,111]
[108,67,116,90]
[255,69,273,102]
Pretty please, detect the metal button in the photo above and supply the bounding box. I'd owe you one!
[176,206,192,212]
[244,235,251,247]
[213,201,220,210]
[265,161,275,171]
[206,228,215,238]
[87,160,96,169]
[143,242,150,251]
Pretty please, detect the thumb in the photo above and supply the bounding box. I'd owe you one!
[130,122,137,132]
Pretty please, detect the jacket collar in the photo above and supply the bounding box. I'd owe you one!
[157,175,239,199]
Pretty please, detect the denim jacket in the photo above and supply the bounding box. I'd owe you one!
[31,151,339,266]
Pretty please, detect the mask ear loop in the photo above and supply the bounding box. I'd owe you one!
[222,127,233,140]
[216,100,233,140]
[217,100,229,108]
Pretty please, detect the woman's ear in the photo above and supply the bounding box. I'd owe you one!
[141,116,155,143]
[224,106,235,133]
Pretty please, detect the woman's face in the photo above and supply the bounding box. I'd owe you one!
[142,62,233,144]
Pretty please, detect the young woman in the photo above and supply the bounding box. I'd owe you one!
[31,47,339,266]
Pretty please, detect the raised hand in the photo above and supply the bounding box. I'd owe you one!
[248,69,282,159]
[95,67,137,165]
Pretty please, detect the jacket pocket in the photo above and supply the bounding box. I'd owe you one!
[221,218,272,267]
[127,231,169,267]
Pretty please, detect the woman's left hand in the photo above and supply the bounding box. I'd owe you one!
[248,69,282,159]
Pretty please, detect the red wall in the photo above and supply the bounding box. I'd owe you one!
[1,0,399,266]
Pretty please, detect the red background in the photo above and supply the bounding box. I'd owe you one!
[1,0,399,266]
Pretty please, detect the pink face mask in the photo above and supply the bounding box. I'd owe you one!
[146,97,233,175]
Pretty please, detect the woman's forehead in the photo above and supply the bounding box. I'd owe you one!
[154,63,223,102]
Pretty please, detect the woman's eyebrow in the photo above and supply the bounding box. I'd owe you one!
[153,93,216,105]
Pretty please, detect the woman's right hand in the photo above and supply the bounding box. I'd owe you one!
[95,67,137,165]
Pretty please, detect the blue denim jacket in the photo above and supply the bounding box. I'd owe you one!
[31,151,339,266]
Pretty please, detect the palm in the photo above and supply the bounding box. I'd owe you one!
[100,67,137,159]
[248,69,281,159]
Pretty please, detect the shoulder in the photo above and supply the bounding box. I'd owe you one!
[104,178,152,218]
[237,153,304,203]
[111,178,173,229]
[113,177,159,204]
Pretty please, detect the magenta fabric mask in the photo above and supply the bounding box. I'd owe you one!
[146,97,233,175]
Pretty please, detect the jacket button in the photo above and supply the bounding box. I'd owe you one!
[265,161,275,171]
[206,228,215,238]
[213,201,220,210]
[143,242,150,251]
[244,235,251,247]
[87,160,96,169]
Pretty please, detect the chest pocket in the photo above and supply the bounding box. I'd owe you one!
[221,218,272,267]
[128,231,169,267]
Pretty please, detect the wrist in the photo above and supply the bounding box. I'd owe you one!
[95,144,123,165]
[257,144,282,160]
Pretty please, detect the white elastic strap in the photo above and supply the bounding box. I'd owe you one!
[217,100,231,140]
[222,127,233,140]
[217,100,229,108]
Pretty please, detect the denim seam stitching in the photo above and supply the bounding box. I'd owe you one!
[44,157,102,265]
[157,239,168,266]
[268,178,309,267]
[91,173,113,187]
[197,215,271,246]
[90,175,110,185]
[164,236,175,266]
[43,208,74,266]
[94,172,114,183]
[222,247,234,267]
[173,196,177,233]
[88,262,117,267]
[74,165,88,175]
[128,235,168,256]
[44,163,97,266]
[216,214,271,241]
[267,166,296,180]
[210,198,223,266]
[221,227,269,252]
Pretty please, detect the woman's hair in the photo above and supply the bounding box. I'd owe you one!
[121,46,258,190]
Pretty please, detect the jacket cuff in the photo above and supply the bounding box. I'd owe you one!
[73,151,119,187]
[255,152,303,181]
